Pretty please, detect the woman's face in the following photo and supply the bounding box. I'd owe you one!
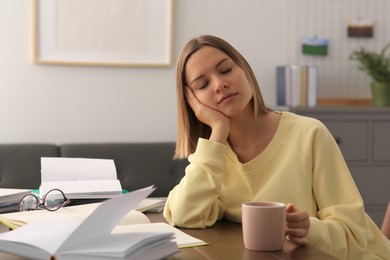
[185,46,253,118]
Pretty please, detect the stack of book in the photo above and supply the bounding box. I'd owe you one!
[0,186,207,259]
[0,189,31,213]
[276,65,318,108]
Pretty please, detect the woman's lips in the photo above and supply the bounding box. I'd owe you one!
[218,93,237,104]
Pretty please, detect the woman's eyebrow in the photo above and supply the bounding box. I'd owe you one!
[216,58,229,68]
[189,58,230,86]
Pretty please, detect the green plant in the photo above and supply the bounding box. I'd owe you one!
[349,43,390,84]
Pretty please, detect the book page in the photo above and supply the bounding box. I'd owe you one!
[56,232,177,259]
[57,186,155,252]
[114,223,208,248]
[0,201,150,230]
[41,157,117,181]
[39,180,122,198]
[135,197,166,212]
[0,186,182,260]
[40,157,123,198]
[0,217,81,258]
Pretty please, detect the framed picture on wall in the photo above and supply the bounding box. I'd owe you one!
[31,0,173,67]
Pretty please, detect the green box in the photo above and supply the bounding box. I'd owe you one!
[302,45,328,56]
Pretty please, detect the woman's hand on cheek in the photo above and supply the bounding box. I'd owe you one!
[185,87,230,143]
[285,204,310,246]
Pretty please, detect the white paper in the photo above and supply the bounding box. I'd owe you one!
[40,180,122,199]
[0,203,150,229]
[114,223,208,249]
[135,197,167,212]
[41,157,117,181]
[0,217,81,255]
[40,157,122,199]
[58,186,156,252]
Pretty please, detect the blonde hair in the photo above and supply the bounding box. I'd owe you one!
[174,35,268,159]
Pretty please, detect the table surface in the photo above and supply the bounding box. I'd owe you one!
[147,212,337,260]
[0,211,337,260]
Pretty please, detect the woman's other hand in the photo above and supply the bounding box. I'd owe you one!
[186,87,230,143]
[285,203,310,246]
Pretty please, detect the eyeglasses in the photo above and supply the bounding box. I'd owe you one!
[18,189,71,212]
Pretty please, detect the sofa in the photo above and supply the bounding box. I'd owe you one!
[0,143,188,197]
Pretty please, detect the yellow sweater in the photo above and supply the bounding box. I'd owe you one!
[164,112,390,259]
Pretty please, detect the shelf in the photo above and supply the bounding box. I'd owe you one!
[317,98,372,107]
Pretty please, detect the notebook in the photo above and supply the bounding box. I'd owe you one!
[0,189,31,213]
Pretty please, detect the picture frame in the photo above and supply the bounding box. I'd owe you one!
[31,0,173,67]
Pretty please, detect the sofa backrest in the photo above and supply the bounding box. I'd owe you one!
[0,144,59,189]
[0,143,188,197]
[60,143,188,197]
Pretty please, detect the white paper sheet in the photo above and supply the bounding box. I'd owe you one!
[41,157,117,181]
[40,157,122,199]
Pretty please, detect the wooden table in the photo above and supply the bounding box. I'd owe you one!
[0,212,337,259]
[147,212,337,260]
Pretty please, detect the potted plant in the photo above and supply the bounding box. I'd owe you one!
[350,43,390,106]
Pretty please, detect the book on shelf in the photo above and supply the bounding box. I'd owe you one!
[276,66,287,106]
[0,186,182,260]
[307,66,318,107]
[0,189,31,213]
[276,65,318,108]
[300,65,308,108]
[39,157,123,199]
[290,65,302,107]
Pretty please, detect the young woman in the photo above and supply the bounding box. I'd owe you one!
[163,35,390,259]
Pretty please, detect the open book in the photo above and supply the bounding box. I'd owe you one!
[135,197,167,213]
[0,195,207,250]
[40,157,123,199]
[0,203,149,230]
[0,186,180,260]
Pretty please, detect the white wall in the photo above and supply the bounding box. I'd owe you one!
[0,0,285,143]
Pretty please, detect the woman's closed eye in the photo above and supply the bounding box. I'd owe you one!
[192,66,232,90]
[195,80,209,89]
[220,67,232,74]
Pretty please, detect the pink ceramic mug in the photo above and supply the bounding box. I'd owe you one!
[242,202,286,251]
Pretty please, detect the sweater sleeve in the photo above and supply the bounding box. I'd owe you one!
[163,138,227,228]
[307,121,390,259]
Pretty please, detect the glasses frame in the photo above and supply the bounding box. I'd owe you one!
[18,188,71,212]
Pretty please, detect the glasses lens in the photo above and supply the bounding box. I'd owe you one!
[44,189,65,211]
[19,195,39,211]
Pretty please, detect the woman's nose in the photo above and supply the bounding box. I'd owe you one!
[214,77,228,93]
